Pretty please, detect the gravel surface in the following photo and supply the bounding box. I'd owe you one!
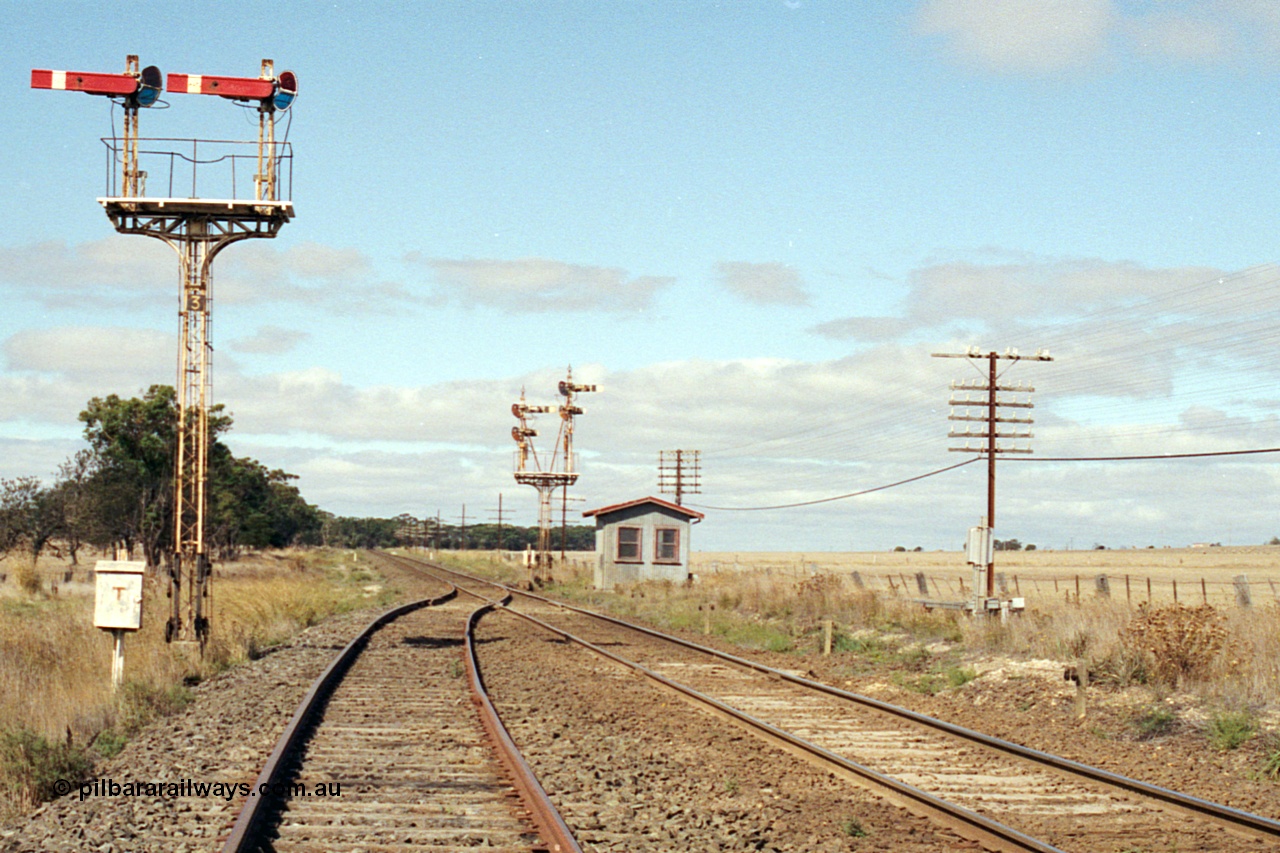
[476,607,970,852]
[579,609,1280,827]
[492,598,1279,851]
[0,556,443,853]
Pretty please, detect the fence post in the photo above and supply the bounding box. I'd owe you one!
[823,619,833,656]
[1125,574,1131,606]
[1173,579,1178,603]
[1201,577,1208,605]
[1075,575,1080,604]
[851,571,865,589]
[1013,574,1020,595]
[1234,575,1252,607]
[1147,576,1152,603]
[915,572,929,595]
[1095,575,1110,598]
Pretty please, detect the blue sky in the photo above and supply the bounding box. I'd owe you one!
[5,1,1280,551]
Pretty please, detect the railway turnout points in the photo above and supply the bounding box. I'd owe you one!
[390,554,1280,853]
[222,560,580,853]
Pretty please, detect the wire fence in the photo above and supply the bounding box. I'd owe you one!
[693,560,1279,608]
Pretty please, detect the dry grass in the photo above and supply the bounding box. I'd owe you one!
[0,548,385,817]
[440,548,1280,718]
[692,546,1280,608]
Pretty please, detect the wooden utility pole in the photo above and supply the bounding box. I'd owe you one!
[659,450,701,505]
[933,347,1052,599]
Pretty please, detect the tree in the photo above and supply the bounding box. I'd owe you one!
[208,455,321,558]
[78,386,231,568]
[0,477,63,561]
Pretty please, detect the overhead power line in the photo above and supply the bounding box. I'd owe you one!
[1004,446,1280,462]
[691,445,1280,514]
[689,457,979,512]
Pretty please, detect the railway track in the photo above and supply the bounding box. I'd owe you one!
[221,561,581,853]
[388,553,1280,853]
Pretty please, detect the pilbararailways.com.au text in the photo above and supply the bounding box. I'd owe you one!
[59,778,342,802]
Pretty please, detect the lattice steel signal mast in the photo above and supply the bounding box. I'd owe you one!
[932,346,1052,602]
[512,368,596,586]
[32,57,297,649]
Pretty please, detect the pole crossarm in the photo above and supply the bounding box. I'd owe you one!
[933,347,1053,601]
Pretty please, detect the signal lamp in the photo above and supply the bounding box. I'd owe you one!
[273,70,297,111]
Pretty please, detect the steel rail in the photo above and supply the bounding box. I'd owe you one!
[445,575,1060,853]
[464,596,585,853]
[403,555,1280,844]
[221,586,457,852]
[222,568,582,853]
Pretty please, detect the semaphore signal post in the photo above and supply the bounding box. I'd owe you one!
[33,56,298,651]
[932,346,1052,611]
[512,368,596,587]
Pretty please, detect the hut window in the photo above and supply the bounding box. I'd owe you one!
[617,526,642,561]
[655,527,680,562]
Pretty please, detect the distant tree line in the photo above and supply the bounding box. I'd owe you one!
[303,515,595,551]
[377,513,595,552]
[0,385,597,566]
[0,386,323,566]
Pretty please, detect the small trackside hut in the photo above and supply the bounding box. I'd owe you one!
[583,496,705,590]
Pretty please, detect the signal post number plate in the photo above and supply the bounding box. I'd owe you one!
[94,561,146,631]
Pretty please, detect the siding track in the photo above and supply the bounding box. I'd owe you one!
[388,553,1280,853]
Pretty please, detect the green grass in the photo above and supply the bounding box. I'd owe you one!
[833,632,886,657]
[841,817,869,838]
[1132,706,1177,739]
[723,622,793,652]
[0,727,92,813]
[1259,735,1280,781]
[1207,710,1256,751]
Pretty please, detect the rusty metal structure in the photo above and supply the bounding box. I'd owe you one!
[512,368,596,585]
[932,347,1052,605]
[34,56,297,648]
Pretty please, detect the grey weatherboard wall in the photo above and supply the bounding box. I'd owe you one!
[592,503,694,590]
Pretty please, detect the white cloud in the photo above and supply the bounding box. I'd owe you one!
[0,237,414,313]
[716,261,810,306]
[228,326,311,355]
[3,326,171,382]
[915,0,1115,72]
[4,314,1278,550]
[914,0,1280,71]
[410,256,674,313]
[0,238,171,308]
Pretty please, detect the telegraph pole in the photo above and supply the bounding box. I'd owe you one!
[459,504,468,552]
[658,450,701,505]
[932,347,1052,601]
[489,493,510,554]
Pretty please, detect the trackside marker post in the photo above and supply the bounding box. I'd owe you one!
[93,560,146,692]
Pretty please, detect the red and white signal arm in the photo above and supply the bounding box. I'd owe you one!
[32,66,163,107]
[32,69,137,95]
[167,72,275,100]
